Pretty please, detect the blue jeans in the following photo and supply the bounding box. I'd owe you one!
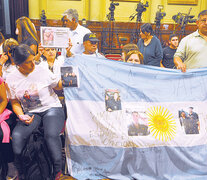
[12,107,65,174]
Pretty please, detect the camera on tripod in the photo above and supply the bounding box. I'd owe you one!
[172,8,196,26]
[136,1,149,14]
[154,5,166,26]
[107,0,119,21]
[172,13,196,24]
[129,1,149,22]
[109,1,119,12]
[172,8,196,36]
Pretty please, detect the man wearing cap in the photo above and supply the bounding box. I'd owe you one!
[82,33,104,58]
[62,9,91,55]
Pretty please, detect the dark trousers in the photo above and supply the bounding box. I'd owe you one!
[12,107,65,174]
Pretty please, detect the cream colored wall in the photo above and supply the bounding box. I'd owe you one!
[161,0,207,24]
[104,1,143,22]
[29,0,90,20]
[29,0,207,23]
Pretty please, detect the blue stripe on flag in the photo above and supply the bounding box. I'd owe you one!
[67,144,207,180]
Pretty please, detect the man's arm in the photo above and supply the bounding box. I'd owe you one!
[174,56,186,72]
[173,36,188,72]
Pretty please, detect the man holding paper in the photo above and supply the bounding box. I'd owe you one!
[62,9,91,55]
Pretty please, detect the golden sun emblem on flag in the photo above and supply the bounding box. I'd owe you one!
[147,106,176,141]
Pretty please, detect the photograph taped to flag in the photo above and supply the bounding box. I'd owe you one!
[127,110,150,136]
[178,106,200,135]
[105,89,122,112]
[61,66,79,87]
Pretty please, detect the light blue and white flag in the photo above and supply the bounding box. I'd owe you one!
[63,55,207,180]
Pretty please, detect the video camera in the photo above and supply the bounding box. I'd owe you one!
[129,1,149,22]
[109,1,119,12]
[154,5,166,26]
[156,12,166,20]
[172,8,196,27]
[172,13,196,24]
[107,1,119,21]
[136,1,149,14]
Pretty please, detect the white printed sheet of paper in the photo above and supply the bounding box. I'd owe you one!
[40,26,69,48]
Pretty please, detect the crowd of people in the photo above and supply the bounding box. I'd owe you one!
[0,7,207,180]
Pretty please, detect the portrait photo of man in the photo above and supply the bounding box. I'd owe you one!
[61,66,78,87]
[105,89,122,112]
[128,111,150,136]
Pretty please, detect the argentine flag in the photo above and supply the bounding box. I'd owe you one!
[63,55,207,180]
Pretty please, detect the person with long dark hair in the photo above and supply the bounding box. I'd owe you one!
[6,44,70,179]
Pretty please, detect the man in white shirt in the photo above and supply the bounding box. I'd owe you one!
[174,10,207,72]
[62,9,91,55]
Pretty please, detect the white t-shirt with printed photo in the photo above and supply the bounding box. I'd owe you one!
[6,65,62,113]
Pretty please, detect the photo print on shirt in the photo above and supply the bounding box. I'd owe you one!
[17,88,42,112]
